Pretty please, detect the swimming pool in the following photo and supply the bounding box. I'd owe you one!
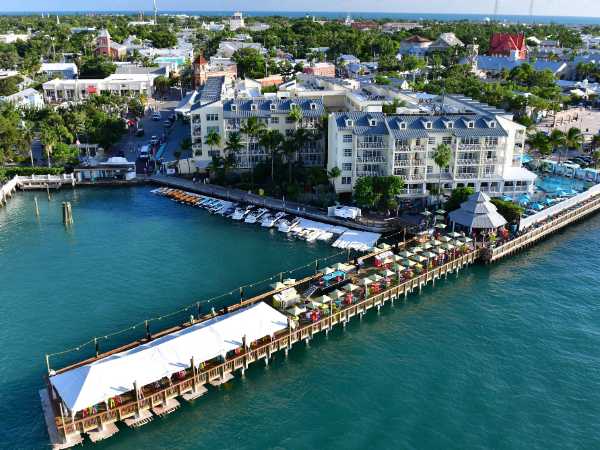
[535,175,586,194]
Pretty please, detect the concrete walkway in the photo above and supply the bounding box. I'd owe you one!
[149,175,399,233]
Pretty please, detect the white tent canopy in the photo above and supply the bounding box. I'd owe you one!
[50,302,288,414]
[449,191,507,231]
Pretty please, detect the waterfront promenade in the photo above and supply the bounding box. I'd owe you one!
[149,175,400,233]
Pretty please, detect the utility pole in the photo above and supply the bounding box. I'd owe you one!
[153,0,158,25]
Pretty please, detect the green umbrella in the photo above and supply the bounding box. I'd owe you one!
[410,254,428,263]
[442,243,455,250]
[436,209,446,215]
[448,231,462,238]
[381,269,395,277]
[409,246,423,253]
[430,239,442,246]
[403,259,416,267]
[439,236,452,242]
[434,223,447,229]
[369,274,383,282]
[398,250,413,258]
[392,263,403,271]
[422,251,437,259]
[421,210,432,216]
[343,283,358,291]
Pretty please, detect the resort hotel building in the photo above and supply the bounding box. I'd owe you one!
[189,78,326,169]
[327,95,536,199]
[187,73,536,199]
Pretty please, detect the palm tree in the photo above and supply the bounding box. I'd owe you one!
[204,129,221,158]
[224,132,244,165]
[240,116,266,183]
[527,131,552,157]
[327,166,341,187]
[258,129,284,182]
[433,143,452,205]
[565,127,584,156]
[18,121,36,167]
[40,125,58,167]
[549,129,566,162]
[590,134,600,153]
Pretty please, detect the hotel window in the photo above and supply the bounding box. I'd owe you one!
[343,148,353,157]
[428,137,436,145]
[442,136,452,145]
[341,176,352,185]
[206,126,220,134]
[206,113,219,121]
[427,165,433,174]
[271,116,279,124]
[208,150,220,157]
[342,163,352,171]
[342,134,353,143]
[285,116,295,124]
[484,137,498,146]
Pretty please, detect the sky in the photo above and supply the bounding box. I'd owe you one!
[1,0,600,17]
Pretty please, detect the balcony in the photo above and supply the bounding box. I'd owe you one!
[412,145,427,152]
[412,158,426,166]
[356,170,384,177]
[458,144,482,151]
[357,156,386,163]
[456,158,480,166]
[455,172,478,180]
[357,141,386,149]
[482,158,499,164]
[395,145,411,152]
[394,160,410,167]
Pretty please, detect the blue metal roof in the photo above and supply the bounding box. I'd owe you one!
[476,56,566,74]
[334,112,388,136]
[223,98,325,118]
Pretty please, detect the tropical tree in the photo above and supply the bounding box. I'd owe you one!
[18,121,36,167]
[549,129,566,162]
[527,131,552,157]
[224,131,244,164]
[153,75,171,98]
[39,125,59,167]
[280,137,298,185]
[288,107,303,133]
[204,129,221,158]
[433,143,452,204]
[327,166,341,187]
[565,127,584,155]
[590,134,600,152]
[258,129,284,182]
[240,116,266,183]
[593,149,600,168]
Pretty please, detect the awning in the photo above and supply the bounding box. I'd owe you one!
[50,302,287,413]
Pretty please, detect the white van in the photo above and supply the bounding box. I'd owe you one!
[139,144,150,159]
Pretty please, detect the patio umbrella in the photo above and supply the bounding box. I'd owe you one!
[430,239,442,246]
[362,277,373,285]
[398,250,413,258]
[270,282,286,290]
[439,236,452,242]
[432,247,446,255]
[314,295,332,304]
[531,203,544,211]
[459,236,473,243]
[402,259,416,268]
[329,289,345,299]
[434,223,447,229]
[421,210,432,216]
[421,242,433,250]
[436,209,446,215]
[442,243,455,250]
[502,195,513,202]
[422,251,437,259]
[392,263,403,271]
[409,246,423,253]
[435,214,445,221]
[392,254,403,262]
[332,262,347,271]
[448,231,461,238]
[377,243,391,250]
[283,278,296,285]
[411,255,427,263]
[381,269,395,277]
[286,305,306,315]
[545,198,555,205]
[369,274,383,282]
[343,283,358,292]
[322,267,335,275]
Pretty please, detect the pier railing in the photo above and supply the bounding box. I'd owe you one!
[50,249,480,438]
[484,193,600,262]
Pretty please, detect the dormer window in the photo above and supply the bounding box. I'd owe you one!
[250,103,257,111]
[310,102,317,110]
[269,103,276,110]
[369,118,377,127]
[399,121,407,130]
[444,121,454,129]
[231,104,237,112]
[467,121,475,129]
[424,121,432,130]
[289,102,297,110]
[487,120,497,128]
[345,119,354,127]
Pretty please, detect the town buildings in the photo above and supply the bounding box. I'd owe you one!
[38,63,78,79]
[0,87,44,109]
[489,33,528,60]
[95,29,127,60]
[0,32,30,43]
[398,35,432,58]
[229,11,245,31]
[303,62,336,78]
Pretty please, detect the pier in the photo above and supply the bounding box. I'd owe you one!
[41,240,479,449]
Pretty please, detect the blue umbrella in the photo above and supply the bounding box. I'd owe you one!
[544,198,554,205]
[518,194,530,204]
[502,195,513,202]
[531,203,544,211]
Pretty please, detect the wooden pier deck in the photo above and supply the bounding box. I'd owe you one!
[87,423,119,443]
[484,191,600,263]
[44,246,479,447]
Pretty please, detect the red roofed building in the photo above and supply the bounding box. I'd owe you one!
[489,33,527,60]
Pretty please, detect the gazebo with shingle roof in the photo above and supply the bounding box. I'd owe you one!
[449,191,507,232]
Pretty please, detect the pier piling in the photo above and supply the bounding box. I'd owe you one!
[62,202,73,226]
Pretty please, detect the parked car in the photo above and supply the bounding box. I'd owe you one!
[135,122,144,137]
[169,113,176,122]
[150,135,160,145]
[152,112,161,121]
[163,120,173,128]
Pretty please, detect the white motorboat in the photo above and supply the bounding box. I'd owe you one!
[231,207,249,220]
[260,213,273,227]
[245,208,269,224]
[278,217,299,233]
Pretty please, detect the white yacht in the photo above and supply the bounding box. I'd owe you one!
[278,217,299,233]
[231,207,249,220]
[245,208,269,224]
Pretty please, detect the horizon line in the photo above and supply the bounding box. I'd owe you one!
[0,9,599,19]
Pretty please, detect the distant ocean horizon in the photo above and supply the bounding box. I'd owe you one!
[2,10,600,25]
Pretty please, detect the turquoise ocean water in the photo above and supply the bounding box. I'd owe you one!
[1,186,600,449]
